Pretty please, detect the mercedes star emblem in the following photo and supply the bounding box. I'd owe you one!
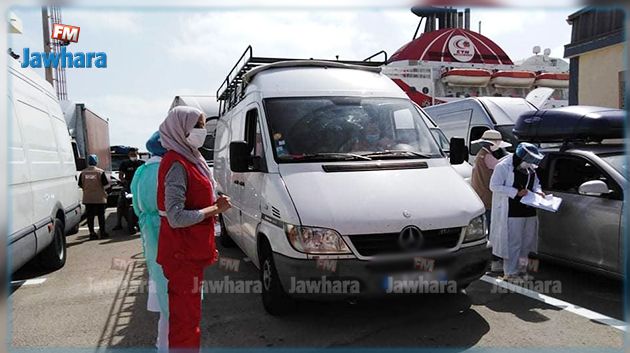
[398,226,424,251]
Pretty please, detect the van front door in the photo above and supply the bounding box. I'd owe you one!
[223,109,246,243]
[239,105,266,260]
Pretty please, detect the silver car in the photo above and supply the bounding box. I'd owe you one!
[535,144,626,278]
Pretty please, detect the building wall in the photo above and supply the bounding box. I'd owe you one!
[577,43,625,108]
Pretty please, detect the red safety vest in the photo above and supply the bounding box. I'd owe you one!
[156,150,217,267]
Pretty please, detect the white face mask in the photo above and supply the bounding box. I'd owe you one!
[186,128,207,148]
[130,156,138,162]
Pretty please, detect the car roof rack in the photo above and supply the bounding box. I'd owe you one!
[216,46,388,115]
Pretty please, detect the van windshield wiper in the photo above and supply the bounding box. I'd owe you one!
[359,150,435,159]
[293,152,372,161]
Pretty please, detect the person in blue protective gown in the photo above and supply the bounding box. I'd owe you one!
[131,131,169,350]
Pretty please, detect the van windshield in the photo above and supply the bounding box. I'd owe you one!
[264,97,443,162]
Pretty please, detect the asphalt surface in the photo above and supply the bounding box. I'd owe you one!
[7,209,626,350]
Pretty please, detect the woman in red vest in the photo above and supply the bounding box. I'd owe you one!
[157,106,231,351]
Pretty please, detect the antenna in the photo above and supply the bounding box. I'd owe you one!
[478,21,482,34]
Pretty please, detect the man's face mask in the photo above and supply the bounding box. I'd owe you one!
[129,155,138,161]
[186,128,207,148]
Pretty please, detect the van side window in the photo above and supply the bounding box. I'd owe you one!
[435,109,472,141]
[244,108,266,172]
[244,108,263,158]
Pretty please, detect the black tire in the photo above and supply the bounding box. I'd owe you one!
[38,218,67,270]
[259,240,295,316]
[67,221,80,236]
[219,216,236,248]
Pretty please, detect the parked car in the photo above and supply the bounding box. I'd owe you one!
[214,49,491,315]
[7,56,82,274]
[514,105,626,278]
[424,96,538,162]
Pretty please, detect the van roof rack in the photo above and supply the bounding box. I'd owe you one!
[216,46,388,115]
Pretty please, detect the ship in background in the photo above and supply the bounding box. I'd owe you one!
[382,7,569,109]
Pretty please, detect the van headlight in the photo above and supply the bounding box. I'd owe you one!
[464,215,487,242]
[285,225,351,254]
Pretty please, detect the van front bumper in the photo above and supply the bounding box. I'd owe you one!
[273,243,491,299]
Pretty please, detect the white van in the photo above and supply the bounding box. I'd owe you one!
[7,57,82,274]
[214,55,490,315]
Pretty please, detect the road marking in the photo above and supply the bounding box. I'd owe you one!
[11,278,47,287]
[480,275,627,332]
[79,227,101,231]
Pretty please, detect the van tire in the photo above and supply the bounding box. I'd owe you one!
[38,218,67,270]
[68,221,80,236]
[259,241,294,315]
[219,216,235,248]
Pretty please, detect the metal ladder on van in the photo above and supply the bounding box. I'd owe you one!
[215,45,388,116]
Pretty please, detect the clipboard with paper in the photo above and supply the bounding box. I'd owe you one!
[520,192,563,212]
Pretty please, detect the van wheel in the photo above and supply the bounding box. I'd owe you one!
[259,241,294,315]
[38,218,67,270]
[68,221,80,236]
[219,217,235,248]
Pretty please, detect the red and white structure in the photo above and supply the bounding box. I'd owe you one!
[382,8,569,108]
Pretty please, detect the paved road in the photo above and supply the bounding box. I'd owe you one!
[8,210,625,350]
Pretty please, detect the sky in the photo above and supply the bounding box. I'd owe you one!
[8,6,578,150]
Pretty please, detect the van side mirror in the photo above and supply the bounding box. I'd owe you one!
[230,141,251,172]
[578,180,610,196]
[449,137,467,165]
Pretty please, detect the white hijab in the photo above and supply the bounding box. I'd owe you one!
[158,106,212,180]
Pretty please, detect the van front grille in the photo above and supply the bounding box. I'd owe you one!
[347,227,462,257]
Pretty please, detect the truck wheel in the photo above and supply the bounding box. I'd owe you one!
[259,241,295,315]
[219,216,235,248]
[38,218,67,270]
